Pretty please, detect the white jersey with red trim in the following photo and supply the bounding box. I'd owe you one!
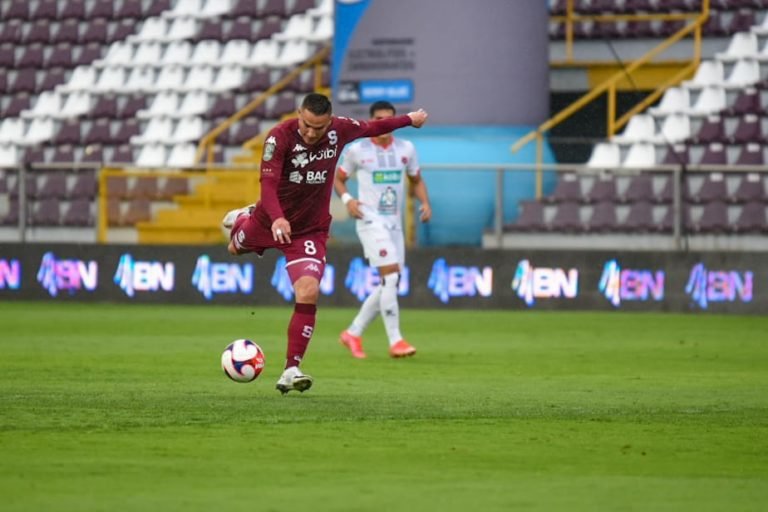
[337,137,420,228]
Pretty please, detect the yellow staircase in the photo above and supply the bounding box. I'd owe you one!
[136,170,260,244]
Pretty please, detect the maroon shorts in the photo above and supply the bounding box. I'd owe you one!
[231,215,328,284]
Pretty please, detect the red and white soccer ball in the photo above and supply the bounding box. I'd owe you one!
[221,339,265,383]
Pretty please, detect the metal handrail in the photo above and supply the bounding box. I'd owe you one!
[194,46,331,166]
[511,0,710,198]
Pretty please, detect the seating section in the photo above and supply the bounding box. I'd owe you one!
[549,0,768,40]
[506,169,768,234]
[515,9,768,236]
[0,0,333,228]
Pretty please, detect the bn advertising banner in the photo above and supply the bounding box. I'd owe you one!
[0,244,765,313]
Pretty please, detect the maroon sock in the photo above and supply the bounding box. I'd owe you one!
[285,303,317,369]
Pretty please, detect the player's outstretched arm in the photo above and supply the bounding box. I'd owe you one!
[407,109,428,128]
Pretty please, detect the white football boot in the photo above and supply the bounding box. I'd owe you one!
[221,204,255,238]
[275,366,314,395]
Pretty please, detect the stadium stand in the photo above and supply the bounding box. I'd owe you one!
[0,0,333,242]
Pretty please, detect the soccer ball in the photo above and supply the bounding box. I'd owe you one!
[221,339,265,383]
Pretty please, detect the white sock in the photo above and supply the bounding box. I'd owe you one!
[348,285,382,336]
[380,272,402,346]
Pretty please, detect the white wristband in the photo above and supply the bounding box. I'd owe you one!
[341,192,353,205]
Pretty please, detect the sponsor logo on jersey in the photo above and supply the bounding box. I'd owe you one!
[292,152,309,168]
[293,144,307,152]
[289,171,303,184]
[309,147,337,163]
[373,170,402,184]
[263,136,277,161]
[306,170,328,184]
[305,263,321,274]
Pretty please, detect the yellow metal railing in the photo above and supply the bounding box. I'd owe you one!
[554,0,707,64]
[513,0,710,197]
[195,46,331,166]
[96,167,259,243]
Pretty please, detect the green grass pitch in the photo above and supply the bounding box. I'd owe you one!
[1,302,767,512]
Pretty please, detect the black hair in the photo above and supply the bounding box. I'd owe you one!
[369,101,396,117]
[301,93,332,116]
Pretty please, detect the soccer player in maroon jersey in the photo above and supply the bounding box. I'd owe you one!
[222,93,428,394]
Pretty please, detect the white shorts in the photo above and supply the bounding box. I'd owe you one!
[356,219,404,268]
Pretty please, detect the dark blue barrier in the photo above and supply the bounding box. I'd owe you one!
[0,243,764,313]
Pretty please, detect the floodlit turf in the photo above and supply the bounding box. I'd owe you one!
[1,303,767,512]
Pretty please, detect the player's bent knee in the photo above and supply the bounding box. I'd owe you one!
[293,276,320,304]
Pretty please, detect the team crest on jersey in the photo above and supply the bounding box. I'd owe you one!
[263,136,277,161]
[293,144,307,152]
[289,171,303,184]
[292,152,309,168]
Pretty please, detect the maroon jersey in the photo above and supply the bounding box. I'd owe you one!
[253,114,412,236]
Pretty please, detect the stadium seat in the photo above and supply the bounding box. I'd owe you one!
[723,87,763,115]
[715,31,759,61]
[683,61,725,89]
[9,69,39,94]
[133,42,164,66]
[724,58,760,88]
[90,0,115,19]
[52,119,83,145]
[612,114,656,143]
[692,200,730,232]
[62,198,94,227]
[182,66,216,92]
[73,44,103,67]
[18,45,45,69]
[59,66,98,92]
[46,43,75,68]
[0,144,19,167]
[36,172,69,200]
[587,173,618,203]
[221,40,252,65]
[235,68,270,93]
[547,172,582,203]
[205,93,238,119]
[0,20,23,44]
[157,175,191,199]
[687,86,727,115]
[622,142,656,167]
[210,66,246,92]
[170,117,205,143]
[135,143,167,167]
[59,92,92,119]
[113,118,142,144]
[587,201,619,232]
[586,142,621,168]
[132,118,174,145]
[123,67,157,93]
[648,87,691,118]
[111,144,135,164]
[20,118,56,146]
[229,117,261,144]
[145,0,173,17]
[153,66,186,91]
[166,17,199,40]
[166,143,197,167]
[130,176,159,199]
[82,118,113,145]
[274,14,313,41]
[733,201,768,233]
[687,114,727,144]
[81,18,110,45]
[550,201,583,232]
[194,20,224,42]
[140,94,175,120]
[122,198,152,224]
[30,198,62,226]
[68,170,97,200]
[698,142,728,165]
[60,0,87,20]
[249,39,281,67]
[731,172,767,202]
[687,172,727,203]
[734,142,765,165]
[2,93,31,118]
[507,200,546,232]
[162,41,194,65]
[118,95,148,119]
[191,40,223,66]
[228,0,259,18]
[177,91,210,118]
[22,91,63,118]
[255,18,285,41]
[163,0,204,19]
[53,19,81,45]
[729,114,764,143]
[652,113,691,143]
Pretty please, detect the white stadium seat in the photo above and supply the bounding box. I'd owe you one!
[586,142,621,168]
[715,32,759,61]
[138,92,180,118]
[136,143,168,167]
[22,91,63,118]
[682,60,725,89]
[170,117,205,143]
[166,143,197,167]
[622,142,656,168]
[191,41,222,66]
[132,117,174,145]
[612,114,656,144]
[649,87,690,116]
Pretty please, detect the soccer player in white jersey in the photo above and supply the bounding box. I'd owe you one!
[335,101,432,359]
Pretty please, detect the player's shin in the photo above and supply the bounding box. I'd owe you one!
[349,285,382,335]
[286,303,316,369]
[380,273,402,346]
